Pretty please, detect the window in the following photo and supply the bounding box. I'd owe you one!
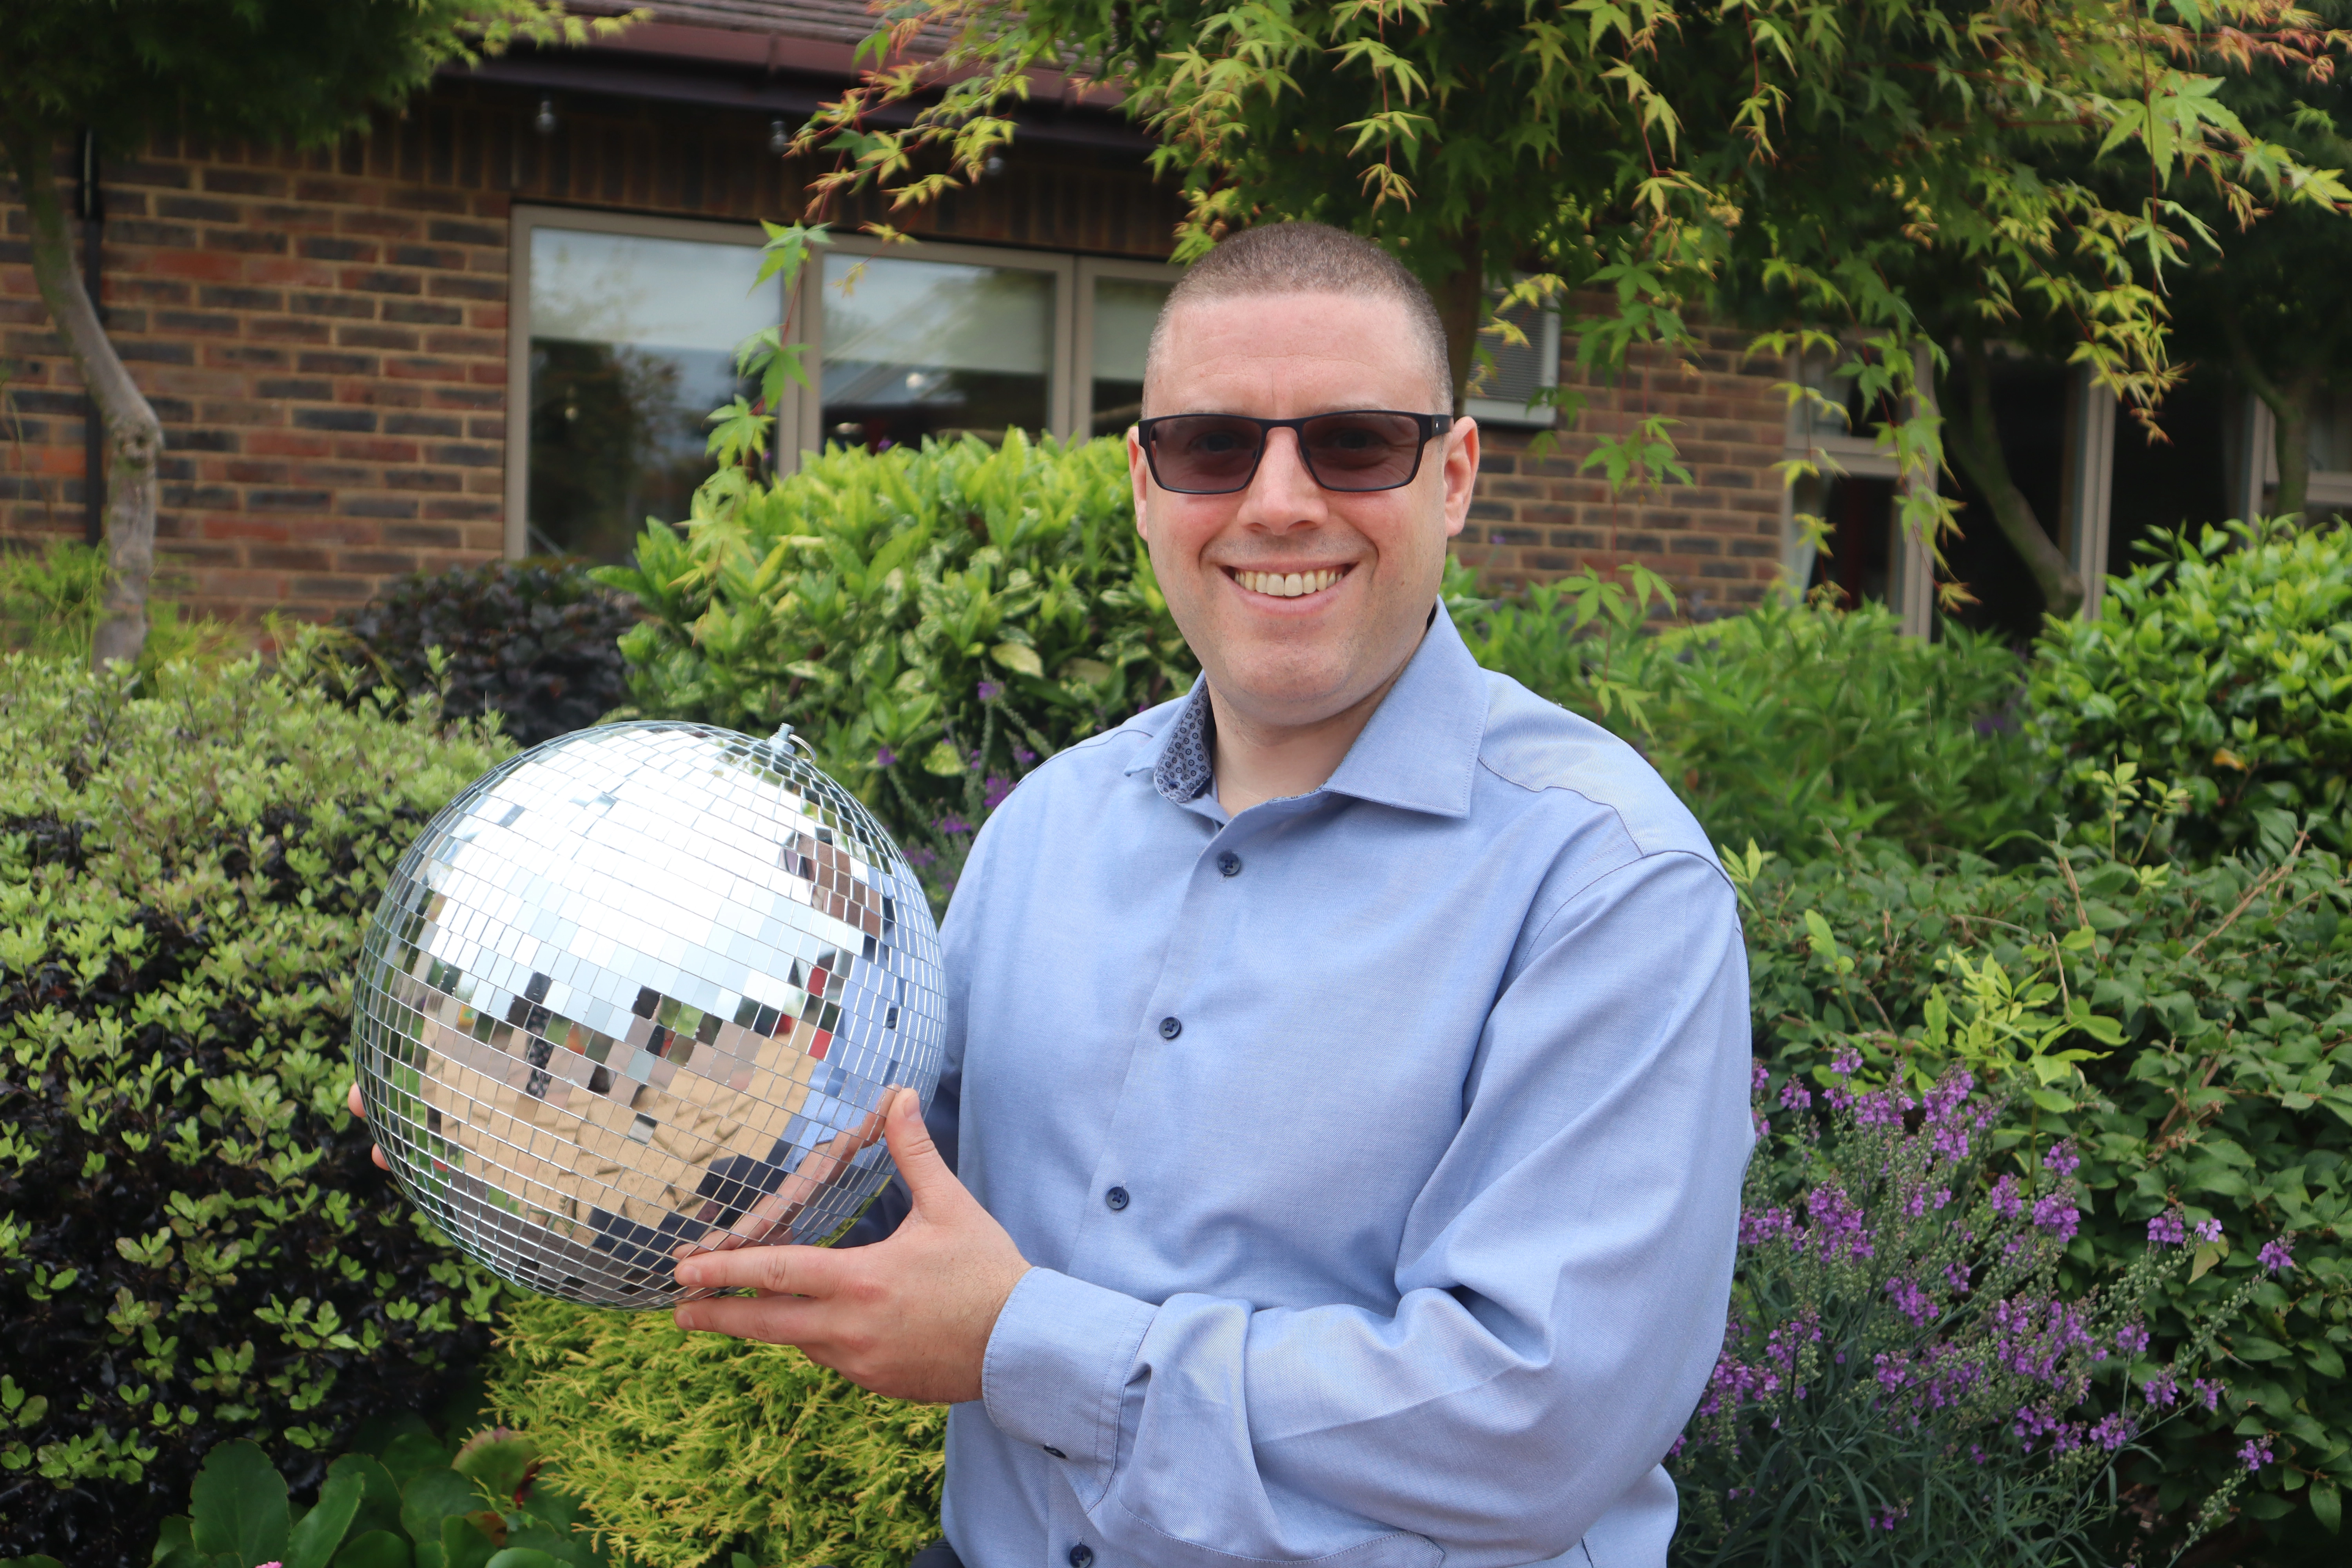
[508,209,1180,562]
[1464,285,1561,428]
[1779,347,1936,635]
[507,211,779,562]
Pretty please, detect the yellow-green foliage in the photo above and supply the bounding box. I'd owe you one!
[489,1296,945,1568]
[0,538,239,671]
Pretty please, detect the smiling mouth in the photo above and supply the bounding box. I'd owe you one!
[1228,566,1349,599]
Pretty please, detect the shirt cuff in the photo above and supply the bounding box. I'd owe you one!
[982,1267,1157,1481]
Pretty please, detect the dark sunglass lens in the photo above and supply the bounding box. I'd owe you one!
[1301,414,1423,490]
[1152,417,1264,492]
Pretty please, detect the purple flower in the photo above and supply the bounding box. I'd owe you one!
[1831,1045,1863,1076]
[1740,1205,1795,1247]
[1780,1076,1813,1112]
[1884,1275,1936,1326]
[2141,1368,2178,1406]
[2114,1324,2149,1357]
[2240,1438,2274,1472]
[875,745,898,768]
[2044,1139,2080,1178]
[1751,1062,1771,1096]
[1991,1174,2024,1220]
[2193,1377,2225,1412]
[976,680,1003,702]
[2091,1412,2137,1452]
[2192,1217,2223,1244]
[2032,1191,2080,1245]
[935,815,973,837]
[904,846,938,868]
[1013,744,1037,766]
[982,775,1014,810]
[2260,1237,2296,1274]
[1801,1184,1873,1262]
[2147,1211,2187,1247]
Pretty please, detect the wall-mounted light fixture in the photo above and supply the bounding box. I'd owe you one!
[534,96,559,136]
[768,118,792,156]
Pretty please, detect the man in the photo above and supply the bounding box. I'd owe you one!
[363,220,1753,1567]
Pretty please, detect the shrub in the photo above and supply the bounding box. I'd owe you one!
[0,539,236,673]
[1673,1058,2254,1567]
[1451,564,2035,863]
[486,1296,943,1568]
[1730,810,2352,1558]
[332,560,640,750]
[0,641,512,1566]
[113,1418,621,1568]
[597,432,1195,889]
[2030,519,2352,859]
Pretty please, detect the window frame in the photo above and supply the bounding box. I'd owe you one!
[503,204,786,561]
[1777,344,1938,636]
[1074,254,1183,438]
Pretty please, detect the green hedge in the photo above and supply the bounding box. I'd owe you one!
[593,433,1194,893]
[0,642,511,1565]
[2031,518,2352,859]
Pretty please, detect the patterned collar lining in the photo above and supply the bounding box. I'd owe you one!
[1151,681,1216,802]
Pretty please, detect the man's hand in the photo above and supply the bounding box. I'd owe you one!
[346,1081,391,1170]
[671,1087,1030,1405]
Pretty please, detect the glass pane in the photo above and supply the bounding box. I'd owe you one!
[526,228,775,563]
[2310,388,2352,473]
[821,254,1053,452]
[1090,277,1169,436]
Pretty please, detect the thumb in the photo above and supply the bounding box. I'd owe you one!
[884,1086,965,1215]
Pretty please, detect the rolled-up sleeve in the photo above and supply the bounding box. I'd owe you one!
[979,848,1753,1568]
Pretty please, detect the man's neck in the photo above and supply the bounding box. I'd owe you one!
[1208,637,1423,817]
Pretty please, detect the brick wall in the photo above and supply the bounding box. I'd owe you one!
[0,78,1183,627]
[1452,319,1794,615]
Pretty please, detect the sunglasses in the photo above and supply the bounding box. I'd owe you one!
[1135,410,1454,495]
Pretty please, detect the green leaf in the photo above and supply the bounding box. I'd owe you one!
[401,1468,486,1551]
[288,1464,366,1568]
[922,740,965,777]
[189,1440,291,1568]
[333,1531,414,1568]
[2313,1479,2342,1534]
[330,1454,407,1543]
[441,1514,500,1568]
[3,1557,66,1568]
[452,1433,540,1509]
[483,1552,564,1568]
[990,642,1044,678]
[150,1516,195,1566]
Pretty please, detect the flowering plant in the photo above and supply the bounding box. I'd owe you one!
[1669,1054,2272,1566]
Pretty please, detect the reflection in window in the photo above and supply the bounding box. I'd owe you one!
[1090,277,1169,435]
[526,229,774,563]
[1798,474,1897,609]
[821,255,1053,451]
[2307,389,2352,473]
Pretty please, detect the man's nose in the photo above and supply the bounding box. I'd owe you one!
[1239,428,1325,523]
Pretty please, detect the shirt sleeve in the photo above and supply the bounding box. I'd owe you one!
[979,847,1753,1568]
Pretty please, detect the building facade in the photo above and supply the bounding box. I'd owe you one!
[4,1,2336,635]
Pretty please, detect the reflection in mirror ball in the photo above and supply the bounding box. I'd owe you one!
[351,721,944,1308]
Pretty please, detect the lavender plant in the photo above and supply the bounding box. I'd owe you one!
[1670,1055,2282,1567]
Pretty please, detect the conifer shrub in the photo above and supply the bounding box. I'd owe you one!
[0,641,512,1566]
[487,1296,944,1568]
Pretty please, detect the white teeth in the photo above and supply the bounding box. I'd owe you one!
[1235,568,1341,598]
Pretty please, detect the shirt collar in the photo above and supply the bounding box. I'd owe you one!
[1129,602,1488,819]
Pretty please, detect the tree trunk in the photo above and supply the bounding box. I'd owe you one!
[1,123,160,668]
[1940,336,2083,619]
[1428,223,1484,415]
[2221,306,2318,522]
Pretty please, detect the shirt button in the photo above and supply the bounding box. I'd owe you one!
[1043,1445,1067,1459]
[1069,1547,1094,1568]
[1217,851,1241,877]
[1105,1186,1130,1211]
[1158,1016,1181,1040]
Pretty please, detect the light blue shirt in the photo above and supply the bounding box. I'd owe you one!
[850,604,1753,1568]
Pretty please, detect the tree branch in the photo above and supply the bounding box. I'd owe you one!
[1940,334,2084,619]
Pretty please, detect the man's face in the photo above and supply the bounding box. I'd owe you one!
[1128,291,1479,733]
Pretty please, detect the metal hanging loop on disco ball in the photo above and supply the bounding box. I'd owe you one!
[350,721,945,1309]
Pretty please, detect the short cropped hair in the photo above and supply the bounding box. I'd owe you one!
[1143,221,1452,414]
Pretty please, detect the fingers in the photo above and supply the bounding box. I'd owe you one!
[885,1087,961,1212]
[674,1240,841,1297]
[346,1081,390,1170]
[673,1290,827,1347]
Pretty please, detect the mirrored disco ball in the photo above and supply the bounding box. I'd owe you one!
[351,720,944,1308]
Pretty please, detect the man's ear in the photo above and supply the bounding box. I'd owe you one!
[1128,428,1154,541]
[1440,416,1480,540]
